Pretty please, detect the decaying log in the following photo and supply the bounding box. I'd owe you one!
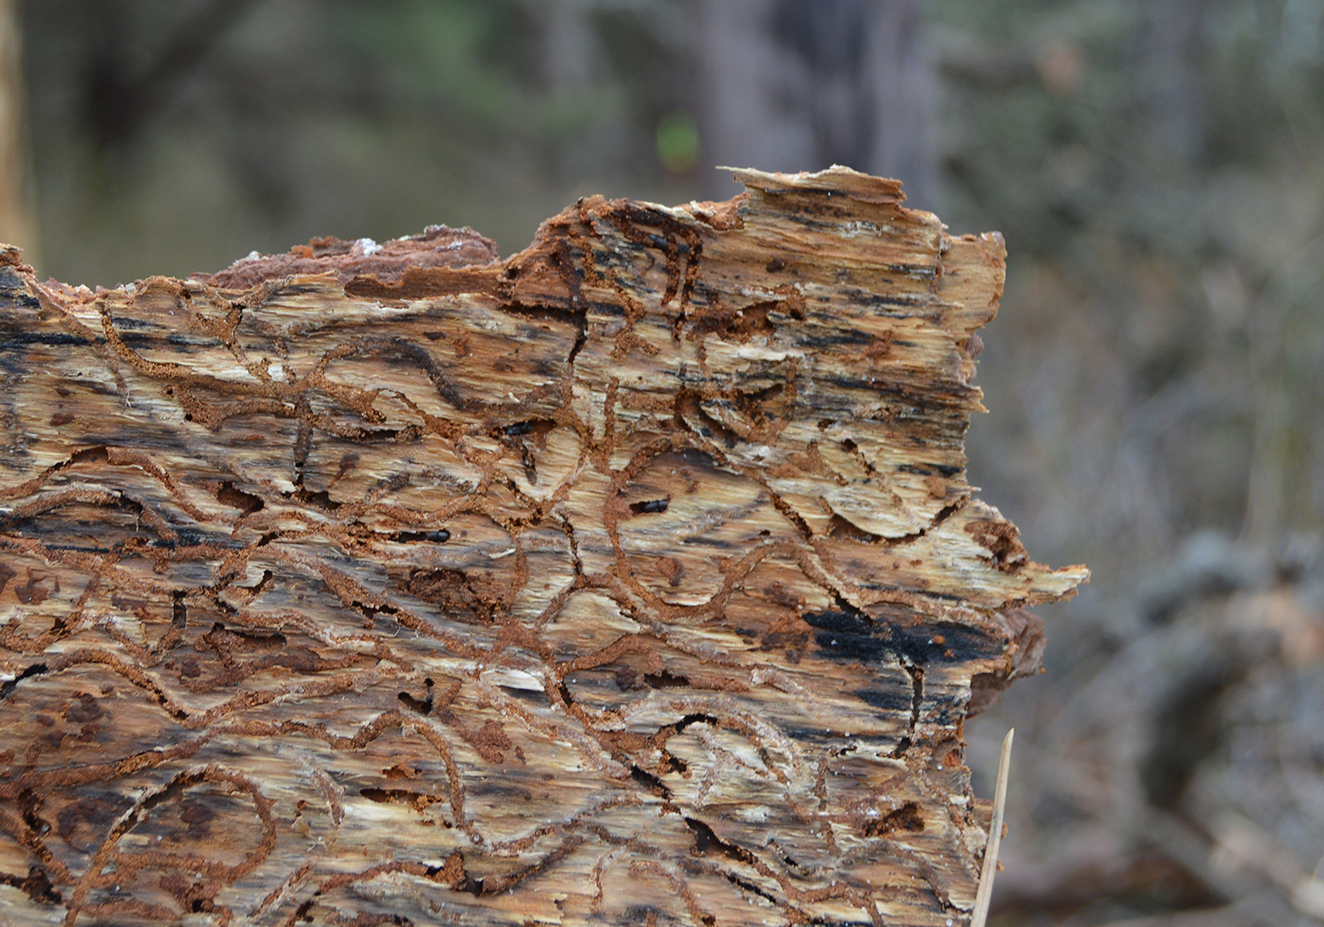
[0,166,1086,926]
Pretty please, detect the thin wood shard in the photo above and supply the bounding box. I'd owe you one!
[0,166,1086,926]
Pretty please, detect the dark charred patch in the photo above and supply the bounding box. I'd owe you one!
[804,609,889,663]
[805,610,1000,667]
[898,462,962,478]
[890,624,1001,665]
[853,686,913,712]
[0,332,90,348]
[392,529,450,543]
[498,417,557,444]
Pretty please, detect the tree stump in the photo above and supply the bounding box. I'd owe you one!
[0,166,1086,926]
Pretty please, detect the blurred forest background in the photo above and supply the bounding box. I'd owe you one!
[3,0,1324,924]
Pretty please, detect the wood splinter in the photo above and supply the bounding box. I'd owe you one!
[0,166,1086,926]
[971,728,1015,927]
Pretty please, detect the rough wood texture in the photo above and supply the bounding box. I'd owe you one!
[0,166,1086,926]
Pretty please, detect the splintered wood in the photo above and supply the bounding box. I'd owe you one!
[0,167,1086,926]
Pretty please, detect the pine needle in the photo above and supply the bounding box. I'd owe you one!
[971,728,1014,927]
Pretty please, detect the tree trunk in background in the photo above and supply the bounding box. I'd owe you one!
[1136,0,1209,171]
[0,0,34,264]
[0,167,1084,925]
[535,0,598,96]
[698,0,937,211]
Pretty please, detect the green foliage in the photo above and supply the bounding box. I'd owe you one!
[655,110,700,174]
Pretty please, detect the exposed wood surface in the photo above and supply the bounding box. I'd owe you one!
[0,166,1086,926]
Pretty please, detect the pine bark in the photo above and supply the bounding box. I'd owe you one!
[0,166,1086,926]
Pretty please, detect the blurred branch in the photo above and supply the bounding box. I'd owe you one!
[1210,812,1324,922]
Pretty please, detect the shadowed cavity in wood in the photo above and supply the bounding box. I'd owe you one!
[0,166,1086,926]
